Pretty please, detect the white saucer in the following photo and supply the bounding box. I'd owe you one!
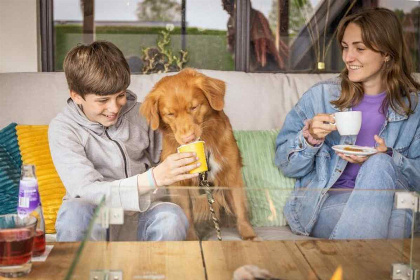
[332,145,378,157]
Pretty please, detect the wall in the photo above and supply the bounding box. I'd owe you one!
[0,0,40,73]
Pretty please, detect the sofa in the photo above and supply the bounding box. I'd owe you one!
[0,70,339,241]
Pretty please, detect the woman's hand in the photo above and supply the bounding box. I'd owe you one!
[336,135,388,165]
[374,135,387,153]
[336,153,369,165]
[308,114,337,140]
[153,152,200,187]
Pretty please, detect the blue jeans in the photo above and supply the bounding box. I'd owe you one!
[311,153,412,239]
[55,200,189,242]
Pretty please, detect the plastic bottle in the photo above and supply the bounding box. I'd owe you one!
[17,164,46,256]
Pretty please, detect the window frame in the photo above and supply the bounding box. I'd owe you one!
[40,0,55,72]
[40,0,253,72]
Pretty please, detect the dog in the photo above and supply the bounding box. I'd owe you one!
[140,68,257,241]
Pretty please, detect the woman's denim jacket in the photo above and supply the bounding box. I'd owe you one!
[275,78,420,236]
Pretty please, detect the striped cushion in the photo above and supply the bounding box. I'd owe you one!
[0,146,20,215]
[0,123,21,170]
[0,123,21,215]
[234,130,295,227]
[16,125,66,234]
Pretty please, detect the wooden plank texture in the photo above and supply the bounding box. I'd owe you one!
[295,240,405,280]
[202,240,315,280]
[0,242,78,280]
[2,239,417,280]
[67,241,205,280]
[1,241,205,280]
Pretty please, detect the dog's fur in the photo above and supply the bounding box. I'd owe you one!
[140,68,256,240]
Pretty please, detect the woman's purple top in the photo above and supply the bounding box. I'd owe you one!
[332,92,387,189]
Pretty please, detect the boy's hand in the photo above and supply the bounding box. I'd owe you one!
[153,152,200,187]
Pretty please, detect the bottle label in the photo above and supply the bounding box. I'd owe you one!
[17,178,41,217]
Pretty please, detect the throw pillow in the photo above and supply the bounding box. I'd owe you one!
[0,123,21,215]
[0,123,21,170]
[16,125,66,234]
[234,130,295,227]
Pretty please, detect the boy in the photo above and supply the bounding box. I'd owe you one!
[49,41,200,241]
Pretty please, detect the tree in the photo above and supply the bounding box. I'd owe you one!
[268,0,313,36]
[136,0,181,22]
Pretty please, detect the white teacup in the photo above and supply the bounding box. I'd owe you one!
[334,111,362,136]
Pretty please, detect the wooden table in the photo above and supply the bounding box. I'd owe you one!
[0,239,416,280]
[0,241,205,280]
[202,240,414,280]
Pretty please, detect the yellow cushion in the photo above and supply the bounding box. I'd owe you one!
[16,125,66,234]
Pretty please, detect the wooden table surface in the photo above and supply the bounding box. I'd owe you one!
[201,239,414,280]
[0,239,416,280]
[0,241,205,280]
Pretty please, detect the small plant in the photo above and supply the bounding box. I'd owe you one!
[141,27,188,74]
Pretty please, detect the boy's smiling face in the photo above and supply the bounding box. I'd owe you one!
[71,90,127,127]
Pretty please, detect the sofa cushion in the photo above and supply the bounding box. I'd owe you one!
[16,125,66,234]
[0,146,20,215]
[234,130,295,227]
[5,125,296,232]
[0,123,22,169]
[0,123,21,215]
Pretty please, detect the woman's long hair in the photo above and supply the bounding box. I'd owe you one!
[332,8,420,116]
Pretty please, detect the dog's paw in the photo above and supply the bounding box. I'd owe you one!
[247,236,263,242]
[237,223,258,241]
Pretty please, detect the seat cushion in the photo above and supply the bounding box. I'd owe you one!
[0,123,21,215]
[234,130,295,227]
[16,125,66,234]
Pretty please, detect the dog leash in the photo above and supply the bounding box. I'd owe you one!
[199,171,222,241]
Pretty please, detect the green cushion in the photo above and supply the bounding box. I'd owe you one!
[0,123,21,215]
[234,130,295,227]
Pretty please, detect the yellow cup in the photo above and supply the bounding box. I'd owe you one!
[177,141,208,174]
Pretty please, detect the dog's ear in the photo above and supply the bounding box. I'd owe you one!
[197,75,226,111]
[140,92,160,130]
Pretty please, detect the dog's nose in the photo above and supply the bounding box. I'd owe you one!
[182,133,196,144]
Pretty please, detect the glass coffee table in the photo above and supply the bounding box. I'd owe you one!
[58,187,419,280]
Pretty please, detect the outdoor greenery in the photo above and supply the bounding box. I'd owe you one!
[268,0,313,36]
[54,25,234,72]
[141,29,188,74]
[136,0,181,22]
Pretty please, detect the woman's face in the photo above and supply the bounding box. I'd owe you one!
[341,23,387,94]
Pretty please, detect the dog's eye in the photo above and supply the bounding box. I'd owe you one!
[166,113,175,117]
[190,105,198,111]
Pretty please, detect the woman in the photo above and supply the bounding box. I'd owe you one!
[275,8,420,239]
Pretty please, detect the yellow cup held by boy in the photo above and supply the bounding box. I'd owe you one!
[177,141,208,174]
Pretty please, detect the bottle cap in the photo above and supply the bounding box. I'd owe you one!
[21,164,36,179]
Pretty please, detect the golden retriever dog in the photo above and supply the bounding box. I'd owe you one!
[140,68,257,240]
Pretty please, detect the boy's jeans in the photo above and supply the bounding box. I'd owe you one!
[56,200,189,242]
[312,153,412,239]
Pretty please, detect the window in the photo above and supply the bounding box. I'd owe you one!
[51,0,233,73]
[247,0,420,72]
[43,0,420,73]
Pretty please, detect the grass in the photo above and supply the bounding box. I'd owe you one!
[54,25,234,72]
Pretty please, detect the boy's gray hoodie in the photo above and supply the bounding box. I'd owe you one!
[48,90,162,212]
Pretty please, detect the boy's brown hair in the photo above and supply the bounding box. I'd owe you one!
[63,41,130,99]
